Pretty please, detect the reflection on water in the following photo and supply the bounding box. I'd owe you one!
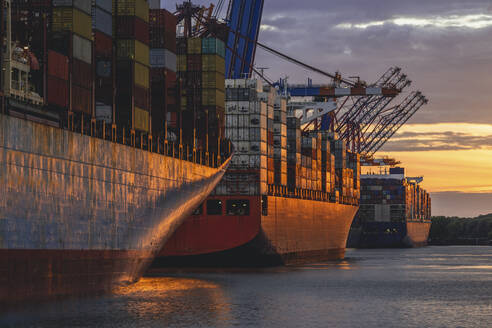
[1,246,492,328]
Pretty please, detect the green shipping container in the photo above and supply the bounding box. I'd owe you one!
[202,89,225,107]
[201,38,225,58]
[201,55,225,75]
[117,39,150,66]
[202,71,225,90]
[187,38,202,54]
[52,7,92,40]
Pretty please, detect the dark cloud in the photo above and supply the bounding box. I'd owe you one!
[381,130,492,152]
[163,0,492,124]
[255,0,492,125]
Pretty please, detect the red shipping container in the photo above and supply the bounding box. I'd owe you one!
[150,67,177,84]
[48,50,69,80]
[150,9,177,28]
[72,85,92,114]
[186,55,201,71]
[134,85,150,110]
[72,58,92,89]
[149,28,177,52]
[116,16,149,45]
[94,31,112,58]
[47,75,68,108]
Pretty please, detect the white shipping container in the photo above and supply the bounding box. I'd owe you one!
[273,123,287,137]
[226,114,238,128]
[249,113,267,129]
[92,6,112,36]
[226,103,238,113]
[236,141,250,153]
[73,34,92,64]
[249,155,267,169]
[225,79,236,88]
[96,103,112,123]
[237,114,248,128]
[273,135,287,148]
[274,148,287,161]
[53,0,91,15]
[249,141,267,155]
[237,128,249,140]
[249,127,267,141]
[150,49,177,72]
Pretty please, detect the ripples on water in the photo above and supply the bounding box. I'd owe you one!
[1,246,491,328]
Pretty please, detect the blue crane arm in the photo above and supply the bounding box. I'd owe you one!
[225,0,264,79]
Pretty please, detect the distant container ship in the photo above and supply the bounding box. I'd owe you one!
[1,0,230,302]
[154,79,361,267]
[347,167,432,248]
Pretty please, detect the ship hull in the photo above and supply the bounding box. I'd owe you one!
[353,221,431,248]
[0,115,230,302]
[155,195,358,266]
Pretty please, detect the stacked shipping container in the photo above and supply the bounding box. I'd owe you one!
[286,117,302,191]
[215,79,267,196]
[48,0,93,115]
[217,78,360,203]
[149,7,177,137]
[272,95,288,187]
[358,168,431,223]
[176,36,226,154]
[114,0,151,133]
[93,0,113,123]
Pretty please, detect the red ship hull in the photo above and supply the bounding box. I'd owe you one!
[156,195,358,266]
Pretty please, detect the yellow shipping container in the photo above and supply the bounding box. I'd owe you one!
[202,89,225,107]
[134,62,149,89]
[113,0,149,22]
[117,40,150,66]
[202,71,225,90]
[177,55,187,72]
[52,8,92,40]
[201,55,225,75]
[187,38,202,54]
[134,106,150,132]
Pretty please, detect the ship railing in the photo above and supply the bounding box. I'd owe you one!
[267,184,360,205]
[8,109,234,169]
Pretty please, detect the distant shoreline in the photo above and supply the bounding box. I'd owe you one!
[429,215,492,246]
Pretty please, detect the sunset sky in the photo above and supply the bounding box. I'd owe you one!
[163,0,492,217]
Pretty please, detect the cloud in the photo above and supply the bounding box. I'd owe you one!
[335,14,492,30]
[381,130,492,152]
[163,0,492,125]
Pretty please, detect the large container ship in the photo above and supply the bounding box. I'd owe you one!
[0,0,231,302]
[347,167,432,248]
[154,79,361,266]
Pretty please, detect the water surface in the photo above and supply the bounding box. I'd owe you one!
[1,246,491,327]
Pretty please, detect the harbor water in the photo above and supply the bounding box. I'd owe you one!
[1,246,491,328]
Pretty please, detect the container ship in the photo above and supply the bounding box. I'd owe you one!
[347,167,432,248]
[154,78,361,266]
[0,0,231,302]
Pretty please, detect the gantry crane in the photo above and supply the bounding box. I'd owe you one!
[180,0,428,160]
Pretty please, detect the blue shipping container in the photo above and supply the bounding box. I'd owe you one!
[95,0,112,13]
[92,6,112,36]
